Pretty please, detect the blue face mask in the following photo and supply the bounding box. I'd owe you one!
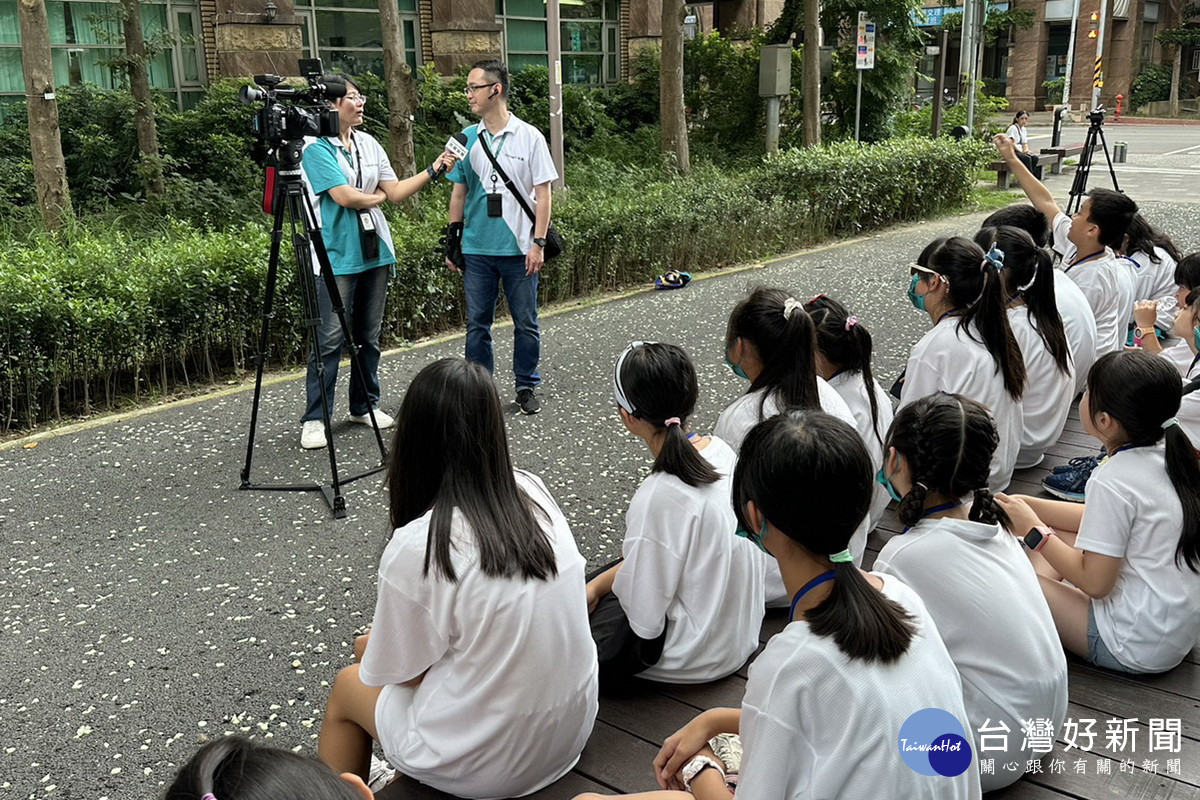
[736,516,771,556]
[875,466,904,503]
[1194,326,1199,353]
[907,273,927,313]
[725,356,749,381]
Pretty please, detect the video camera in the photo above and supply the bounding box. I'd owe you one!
[239,58,343,145]
[1088,106,1106,127]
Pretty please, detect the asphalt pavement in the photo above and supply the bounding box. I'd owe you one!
[2,152,1199,799]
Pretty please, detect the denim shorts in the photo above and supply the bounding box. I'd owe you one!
[1087,605,1141,674]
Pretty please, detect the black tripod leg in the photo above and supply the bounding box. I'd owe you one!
[288,192,347,518]
[1093,126,1122,194]
[302,200,389,463]
[1067,126,1098,215]
[240,178,289,488]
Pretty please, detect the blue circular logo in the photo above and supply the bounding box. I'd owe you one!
[897,708,973,777]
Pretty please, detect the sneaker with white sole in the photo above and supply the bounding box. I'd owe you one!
[367,754,396,793]
[1041,455,1099,502]
[349,408,396,429]
[300,420,327,450]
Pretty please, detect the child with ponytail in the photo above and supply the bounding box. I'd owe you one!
[997,350,1200,674]
[803,294,895,530]
[717,286,857,451]
[974,225,1075,468]
[1132,251,1200,379]
[873,392,1068,792]
[586,342,767,686]
[167,737,370,800]
[573,412,980,800]
[903,236,1026,491]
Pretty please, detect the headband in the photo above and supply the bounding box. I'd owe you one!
[613,340,656,414]
[782,297,804,319]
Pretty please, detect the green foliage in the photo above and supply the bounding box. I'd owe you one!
[1130,63,1173,111]
[0,139,988,429]
[893,81,1009,138]
[1043,77,1065,105]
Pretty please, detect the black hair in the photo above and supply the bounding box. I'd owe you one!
[804,294,883,442]
[470,59,509,96]
[1122,214,1183,264]
[1087,351,1200,572]
[319,72,358,100]
[975,225,1071,376]
[915,236,947,267]
[982,204,1051,248]
[1183,289,1200,395]
[619,343,720,487]
[733,412,916,663]
[164,736,361,800]
[884,392,1012,531]
[1085,188,1138,250]
[925,236,1027,400]
[388,358,556,582]
[1174,252,1200,290]
[726,287,821,416]
[1011,109,1029,124]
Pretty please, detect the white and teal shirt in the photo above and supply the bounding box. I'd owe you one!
[301,130,397,275]
[445,115,558,257]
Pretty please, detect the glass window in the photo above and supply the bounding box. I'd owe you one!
[315,10,381,48]
[506,0,545,17]
[561,0,602,19]
[0,46,22,92]
[507,18,546,50]
[508,52,547,71]
[0,1,19,44]
[302,1,420,79]
[498,0,620,84]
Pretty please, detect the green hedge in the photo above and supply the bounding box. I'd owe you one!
[0,138,989,431]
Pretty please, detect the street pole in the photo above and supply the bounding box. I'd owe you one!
[854,70,863,142]
[546,0,566,189]
[766,95,781,151]
[1091,0,1109,109]
[1062,0,1082,109]
[965,0,978,133]
[932,28,948,136]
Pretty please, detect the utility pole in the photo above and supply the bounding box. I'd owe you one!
[1091,0,1109,109]
[546,0,565,188]
[1061,0,1082,108]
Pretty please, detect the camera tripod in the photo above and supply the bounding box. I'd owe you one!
[239,137,388,519]
[1066,107,1122,215]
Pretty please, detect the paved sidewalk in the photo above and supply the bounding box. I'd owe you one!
[2,196,1197,799]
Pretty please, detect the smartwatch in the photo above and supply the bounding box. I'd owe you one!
[681,755,725,792]
[532,237,547,248]
[1023,525,1054,552]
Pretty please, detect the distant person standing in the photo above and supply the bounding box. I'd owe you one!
[444,60,557,415]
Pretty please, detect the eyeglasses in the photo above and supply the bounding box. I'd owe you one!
[909,263,938,278]
[343,93,368,104]
[464,82,499,95]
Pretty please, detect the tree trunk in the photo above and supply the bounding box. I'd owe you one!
[1170,43,1182,116]
[121,0,165,198]
[378,0,418,188]
[802,0,820,146]
[17,0,72,230]
[660,0,689,173]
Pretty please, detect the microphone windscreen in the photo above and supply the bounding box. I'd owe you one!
[445,132,469,160]
[321,79,348,99]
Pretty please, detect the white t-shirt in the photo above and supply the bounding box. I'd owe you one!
[1161,340,1199,379]
[612,437,767,683]
[361,471,598,799]
[1005,123,1029,150]
[1052,269,1099,395]
[1075,445,1200,673]
[1007,306,1075,468]
[900,317,1023,492]
[828,370,896,530]
[1126,248,1178,330]
[874,518,1069,792]
[1053,213,1137,355]
[715,379,856,451]
[1179,387,1200,452]
[736,574,982,800]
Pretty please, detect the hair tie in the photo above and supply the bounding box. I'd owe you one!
[782,297,804,319]
[1016,262,1038,293]
[981,246,1005,273]
[914,481,928,492]
[664,417,682,427]
[844,315,859,331]
[202,794,217,800]
[1162,417,1180,430]
[829,549,854,564]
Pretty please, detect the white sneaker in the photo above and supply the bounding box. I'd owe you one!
[300,420,327,450]
[368,754,397,792]
[349,408,395,429]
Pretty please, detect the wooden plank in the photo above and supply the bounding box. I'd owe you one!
[652,674,746,712]
[575,719,666,794]
[597,686,704,744]
[987,778,1086,799]
[1021,741,1200,799]
[1067,661,1200,733]
[378,767,611,800]
[1056,701,1200,787]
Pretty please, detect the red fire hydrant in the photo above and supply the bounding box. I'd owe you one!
[1115,94,1124,120]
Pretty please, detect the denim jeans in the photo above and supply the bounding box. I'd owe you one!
[302,264,389,422]
[463,253,541,390]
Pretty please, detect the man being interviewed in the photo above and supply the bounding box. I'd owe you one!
[444,60,557,415]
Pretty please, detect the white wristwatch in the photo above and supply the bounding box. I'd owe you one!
[681,755,726,792]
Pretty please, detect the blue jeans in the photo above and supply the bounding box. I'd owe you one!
[302,264,389,422]
[1086,604,1141,674]
[463,253,541,390]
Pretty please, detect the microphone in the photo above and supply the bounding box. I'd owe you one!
[436,133,470,178]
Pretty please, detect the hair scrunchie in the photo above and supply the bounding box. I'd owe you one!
[981,246,1005,273]
[782,297,804,319]
[844,315,859,331]
[664,417,682,427]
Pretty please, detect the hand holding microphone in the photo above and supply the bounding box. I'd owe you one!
[429,132,469,179]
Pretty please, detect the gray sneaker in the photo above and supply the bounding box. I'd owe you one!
[517,388,541,415]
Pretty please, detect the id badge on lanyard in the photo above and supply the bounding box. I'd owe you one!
[345,135,380,261]
[486,129,505,218]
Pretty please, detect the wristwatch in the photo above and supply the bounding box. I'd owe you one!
[681,755,725,792]
[1023,525,1055,552]
[532,237,547,248]
[1136,326,1157,342]
[425,164,437,180]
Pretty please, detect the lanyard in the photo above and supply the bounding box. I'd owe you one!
[901,500,963,534]
[1065,249,1105,273]
[333,134,363,190]
[482,125,508,192]
[937,308,962,324]
[789,570,836,622]
[1100,442,1139,465]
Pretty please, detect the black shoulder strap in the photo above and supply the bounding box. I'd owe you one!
[477,130,537,225]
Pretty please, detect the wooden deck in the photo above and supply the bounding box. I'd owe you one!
[380,407,1200,800]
